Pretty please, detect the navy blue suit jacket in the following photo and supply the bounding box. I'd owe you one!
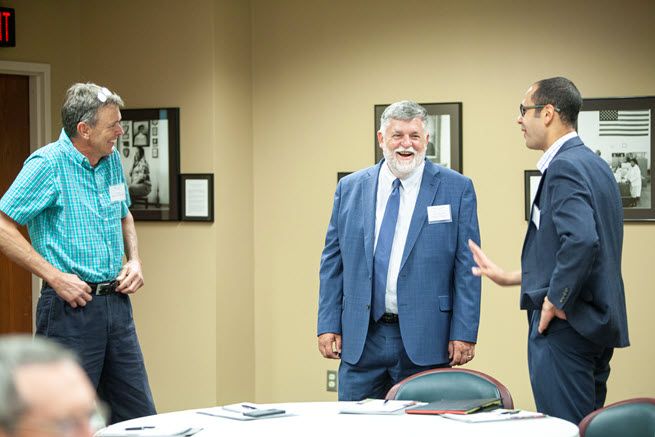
[318,160,481,365]
[521,136,629,348]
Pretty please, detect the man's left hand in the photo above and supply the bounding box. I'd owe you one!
[116,259,144,294]
[449,340,475,366]
[538,296,567,334]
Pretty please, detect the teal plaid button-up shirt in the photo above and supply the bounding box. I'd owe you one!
[0,129,131,282]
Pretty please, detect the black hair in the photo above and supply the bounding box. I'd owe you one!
[532,77,582,127]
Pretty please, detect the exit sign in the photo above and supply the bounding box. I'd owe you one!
[0,7,15,47]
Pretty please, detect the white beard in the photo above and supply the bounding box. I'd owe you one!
[382,146,426,178]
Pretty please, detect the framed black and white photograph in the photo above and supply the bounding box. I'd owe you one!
[119,108,180,221]
[181,174,214,222]
[132,121,150,148]
[524,170,542,221]
[578,97,654,221]
[374,102,463,173]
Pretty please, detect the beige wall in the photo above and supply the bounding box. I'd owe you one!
[252,0,655,409]
[1,0,653,413]
[78,0,255,411]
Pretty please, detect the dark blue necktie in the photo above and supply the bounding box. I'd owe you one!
[372,178,401,321]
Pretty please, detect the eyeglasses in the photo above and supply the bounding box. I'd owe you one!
[96,87,113,103]
[519,104,561,117]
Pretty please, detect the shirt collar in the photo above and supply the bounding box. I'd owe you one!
[380,159,425,190]
[59,128,86,165]
[537,131,578,174]
[59,128,108,170]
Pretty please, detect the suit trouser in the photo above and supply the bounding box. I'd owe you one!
[527,311,613,424]
[36,286,157,424]
[338,319,448,400]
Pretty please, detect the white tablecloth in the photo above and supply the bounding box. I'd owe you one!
[103,401,579,437]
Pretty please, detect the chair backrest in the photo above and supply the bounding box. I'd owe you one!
[385,368,514,409]
[579,398,655,437]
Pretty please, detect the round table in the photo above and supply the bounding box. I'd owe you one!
[102,401,579,437]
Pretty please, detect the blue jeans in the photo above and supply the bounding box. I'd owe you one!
[36,286,156,423]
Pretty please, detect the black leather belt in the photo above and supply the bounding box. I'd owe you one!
[379,313,399,323]
[42,280,118,296]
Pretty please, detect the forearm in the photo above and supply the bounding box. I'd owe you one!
[121,212,141,262]
[0,212,61,283]
[502,270,522,286]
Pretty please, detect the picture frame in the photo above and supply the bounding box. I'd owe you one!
[524,170,542,221]
[374,102,463,173]
[119,108,180,221]
[180,173,214,222]
[577,97,654,221]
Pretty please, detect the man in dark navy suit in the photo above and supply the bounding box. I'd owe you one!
[468,77,629,424]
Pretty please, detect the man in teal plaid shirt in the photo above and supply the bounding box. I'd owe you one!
[0,83,156,423]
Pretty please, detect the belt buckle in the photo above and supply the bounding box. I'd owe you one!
[381,313,399,323]
[95,281,115,295]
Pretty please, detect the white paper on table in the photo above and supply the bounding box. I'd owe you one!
[441,409,546,423]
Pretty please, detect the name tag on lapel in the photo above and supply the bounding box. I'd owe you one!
[109,184,126,203]
[532,205,541,230]
[428,204,452,224]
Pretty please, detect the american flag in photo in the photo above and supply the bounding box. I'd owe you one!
[599,109,650,136]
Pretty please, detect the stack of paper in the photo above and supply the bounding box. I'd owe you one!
[441,409,546,423]
[196,402,287,421]
[338,399,422,415]
[405,398,502,415]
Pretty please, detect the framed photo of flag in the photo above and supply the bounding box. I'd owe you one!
[578,96,655,221]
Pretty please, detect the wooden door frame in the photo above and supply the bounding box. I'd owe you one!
[0,61,51,332]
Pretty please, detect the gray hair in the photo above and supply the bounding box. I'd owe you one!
[61,82,124,138]
[0,335,77,433]
[379,100,428,136]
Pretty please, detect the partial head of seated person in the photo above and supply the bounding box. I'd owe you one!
[0,335,102,437]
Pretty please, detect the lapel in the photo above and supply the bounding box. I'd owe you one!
[520,135,583,257]
[521,169,546,258]
[362,162,383,277]
[399,162,441,272]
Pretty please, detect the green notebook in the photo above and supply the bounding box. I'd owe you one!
[405,398,502,415]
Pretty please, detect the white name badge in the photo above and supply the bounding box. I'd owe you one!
[532,204,541,230]
[109,184,126,203]
[428,204,452,224]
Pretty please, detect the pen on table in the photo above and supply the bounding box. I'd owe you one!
[241,404,257,410]
[383,399,389,404]
[125,426,155,430]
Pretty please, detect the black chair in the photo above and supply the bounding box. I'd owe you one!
[385,368,514,409]
[579,397,655,437]
[130,195,149,209]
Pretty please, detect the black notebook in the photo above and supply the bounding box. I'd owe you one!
[405,398,502,415]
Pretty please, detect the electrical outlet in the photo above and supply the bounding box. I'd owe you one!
[326,370,337,392]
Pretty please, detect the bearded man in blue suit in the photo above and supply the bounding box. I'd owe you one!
[469,77,630,423]
[317,100,481,400]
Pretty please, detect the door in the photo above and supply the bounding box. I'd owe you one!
[0,73,32,333]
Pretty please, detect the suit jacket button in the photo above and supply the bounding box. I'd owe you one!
[366,304,370,310]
